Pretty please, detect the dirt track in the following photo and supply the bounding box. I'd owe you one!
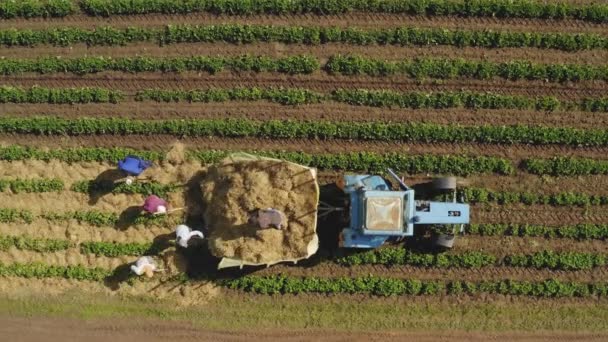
[3,315,608,342]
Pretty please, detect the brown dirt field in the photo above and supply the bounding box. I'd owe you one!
[473,205,608,225]
[0,276,220,306]
[4,42,608,65]
[455,235,608,255]
[0,248,133,270]
[3,315,608,342]
[2,72,606,99]
[203,157,318,264]
[3,135,608,161]
[255,263,608,283]
[1,12,607,34]
[3,102,608,130]
[0,221,170,245]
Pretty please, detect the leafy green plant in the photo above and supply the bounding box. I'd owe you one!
[523,157,608,176]
[0,235,71,252]
[71,180,179,197]
[78,0,608,23]
[0,262,109,281]
[0,145,163,163]
[0,0,74,19]
[0,86,123,104]
[460,187,608,206]
[0,208,33,223]
[0,178,64,193]
[79,241,153,257]
[2,117,608,147]
[224,275,608,298]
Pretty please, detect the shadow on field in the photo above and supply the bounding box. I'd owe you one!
[87,169,125,205]
[104,263,134,291]
[182,170,207,232]
[115,205,143,230]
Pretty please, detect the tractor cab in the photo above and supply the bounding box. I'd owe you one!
[339,170,469,249]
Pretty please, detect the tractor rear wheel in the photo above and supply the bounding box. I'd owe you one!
[433,177,457,190]
[433,233,455,249]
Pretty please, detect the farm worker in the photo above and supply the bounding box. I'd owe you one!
[175,224,204,248]
[249,208,286,230]
[143,195,168,215]
[130,256,157,278]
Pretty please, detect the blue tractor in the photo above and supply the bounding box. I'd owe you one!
[319,169,469,249]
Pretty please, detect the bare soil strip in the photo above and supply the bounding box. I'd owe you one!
[456,234,608,255]
[1,12,606,34]
[0,221,170,245]
[3,42,607,65]
[3,135,608,161]
[3,102,606,130]
[0,248,131,270]
[473,205,608,225]
[2,73,605,99]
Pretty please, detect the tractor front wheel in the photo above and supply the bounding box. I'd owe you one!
[433,177,457,191]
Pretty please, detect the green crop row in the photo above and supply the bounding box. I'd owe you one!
[71,180,180,197]
[0,262,109,281]
[41,210,169,227]
[78,0,608,23]
[0,55,319,75]
[338,249,606,270]
[224,275,608,298]
[326,55,608,83]
[190,150,514,176]
[0,208,34,223]
[135,87,324,106]
[0,235,71,253]
[522,157,608,176]
[466,224,608,240]
[0,55,606,84]
[79,241,153,257]
[460,187,608,206]
[0,145,163,162]
[0,233,159,257]
[0,86,123,104]
[0,178,64,193]
[138,87,608,113]
[2,117,608,147]
[3,24,608,52]
[0,0,74,18]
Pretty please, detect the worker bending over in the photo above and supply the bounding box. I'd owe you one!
[175,224,204,248]
[130,256,157,278]
[248,208,286,230]
[143,195,168,215]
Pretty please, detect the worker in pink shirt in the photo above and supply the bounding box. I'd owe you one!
[143,195,168,215]
[248,208,286,230]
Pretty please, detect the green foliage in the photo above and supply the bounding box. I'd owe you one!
[0,178,64,193]
[326,55,608,83]
[467,224,608,240]
[0,262,109,281]
[0,0,74,19]
[460,187,608,206]
[0,86,123,104]
[190,150,513,176]
[505,251,606,270]
[78,0,608,23]
[0,208,33,223]
[71,180,179,197]
[0,55,318,75]
[41,210,168,227]
[0,234,71,252]
[332,89,569,112]
[136,87,324,105]
[337,249,496,268]
[523,157,608,176]
[224,275,608,298]
[2,117,608,147]
[2,24,608,52]
[0,145,162,163]
[79,241,153,257]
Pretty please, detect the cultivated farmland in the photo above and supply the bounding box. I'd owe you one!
[1,0,608,339]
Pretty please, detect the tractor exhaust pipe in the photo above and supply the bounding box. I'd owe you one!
[387,168,410,190]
